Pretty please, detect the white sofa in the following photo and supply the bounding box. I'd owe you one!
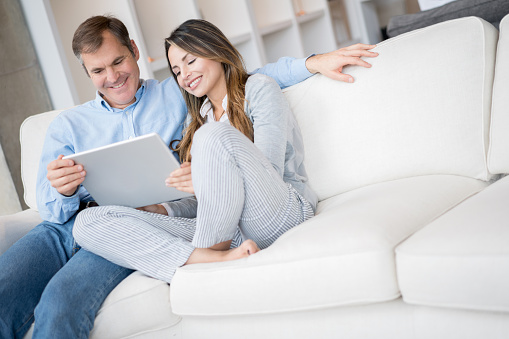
[0,144,21,217]
[1,15,509,338]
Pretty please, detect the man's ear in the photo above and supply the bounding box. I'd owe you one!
[131,39,140,61]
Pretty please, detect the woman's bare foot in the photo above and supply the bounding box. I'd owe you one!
[185,239,260,265]
[223,239,260,261]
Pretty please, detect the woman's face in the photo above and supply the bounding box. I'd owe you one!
[168,44,226,101]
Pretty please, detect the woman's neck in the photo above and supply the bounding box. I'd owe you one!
[211,99,226,121]
[207,78,228,121]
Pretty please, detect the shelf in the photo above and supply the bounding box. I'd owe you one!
[148,56,169,73]
[296,8,325,24]
[259,19,293,36]
[28,0,338,107]
[229,32,252,45]
[148,32,251,73]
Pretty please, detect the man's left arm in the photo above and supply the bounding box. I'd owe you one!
[252,43,379,89]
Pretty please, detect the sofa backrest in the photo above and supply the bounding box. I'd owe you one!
[487,14,509,173]
[284,17,498,202]
[21,110,62,210]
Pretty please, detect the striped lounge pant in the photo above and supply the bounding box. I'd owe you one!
[73,123,314,283]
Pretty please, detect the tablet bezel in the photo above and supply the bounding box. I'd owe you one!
[63,133,192,207]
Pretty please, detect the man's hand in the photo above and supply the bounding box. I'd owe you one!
[46,155,86,196]
[137,204,168,215]
[306,44,378,83]
[166,162,194,194]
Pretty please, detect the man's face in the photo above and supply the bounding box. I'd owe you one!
[81,30,141,109]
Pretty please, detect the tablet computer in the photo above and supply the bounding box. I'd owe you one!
[63,133,192,208]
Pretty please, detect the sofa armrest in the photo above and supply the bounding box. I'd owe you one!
[0,209,42,255]
[0,143,21,216]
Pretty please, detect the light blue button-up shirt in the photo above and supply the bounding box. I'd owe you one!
[37,57,314,224]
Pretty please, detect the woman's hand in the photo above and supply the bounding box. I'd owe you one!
[305,43,378,83]
[166,162,194,194]
[136,204,168,215]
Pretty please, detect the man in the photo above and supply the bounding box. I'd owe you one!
[0,15,377,339]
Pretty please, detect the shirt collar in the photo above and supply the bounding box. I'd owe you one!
[95,79,146,111]
[199,95,228,119]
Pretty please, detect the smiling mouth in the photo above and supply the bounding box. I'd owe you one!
[188,76,202,89]
[111,79,127,89]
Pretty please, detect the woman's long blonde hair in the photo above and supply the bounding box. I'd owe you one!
[165,19,253,162]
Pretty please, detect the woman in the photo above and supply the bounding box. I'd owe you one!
[74,19,344,283]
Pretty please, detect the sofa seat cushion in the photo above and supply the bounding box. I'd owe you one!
[170,175,488,316]
[0,209,42,255]
[396,175,509,312]
[89,271,180,338]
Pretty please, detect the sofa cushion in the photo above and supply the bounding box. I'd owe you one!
[20,110,62,210]
[284,17,497,202]
[0,209,42,255]
[90,271,181,338]
[396,175,509,312]
[488,14,509,174]
[23,271,182,339]
[170,175,488,316]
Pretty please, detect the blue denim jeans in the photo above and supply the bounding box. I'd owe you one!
[0,214,133,339]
